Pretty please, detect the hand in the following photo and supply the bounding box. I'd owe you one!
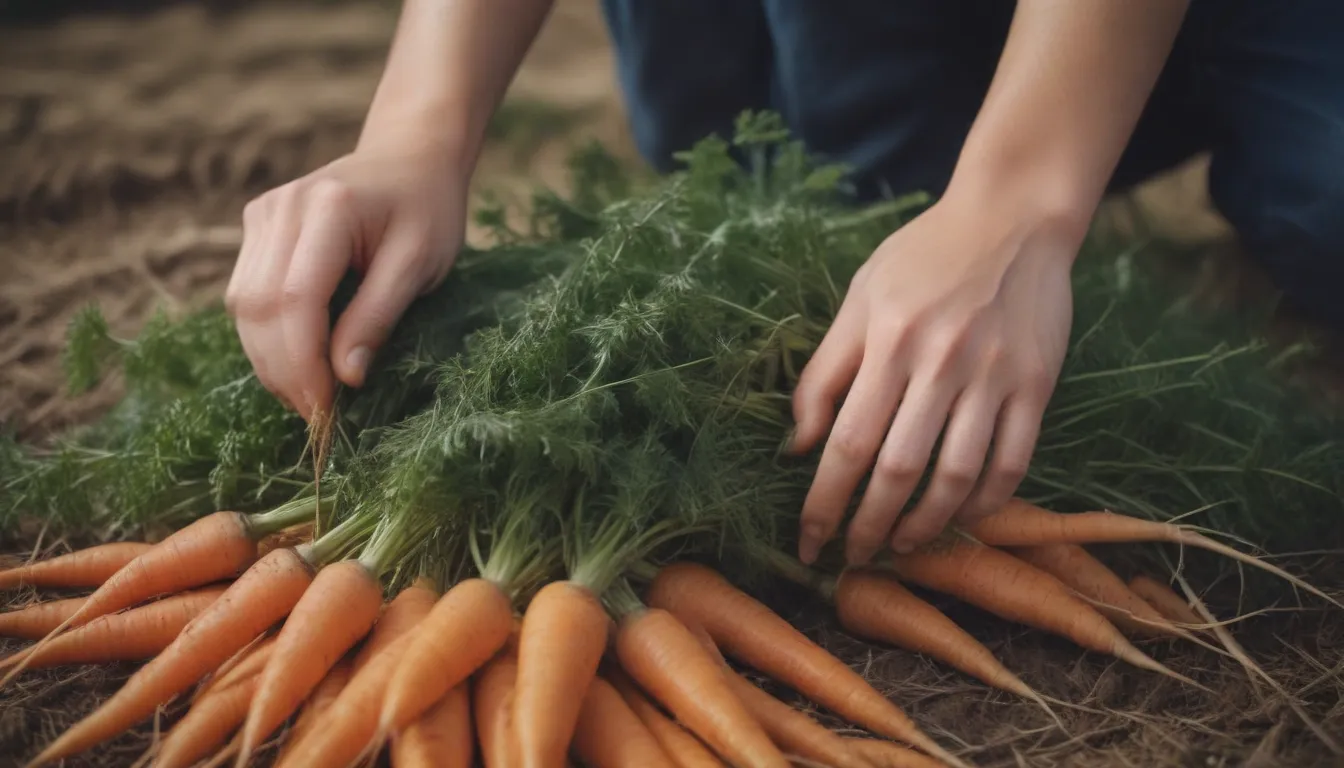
[225,141,467,421]
[790,189,1081,565]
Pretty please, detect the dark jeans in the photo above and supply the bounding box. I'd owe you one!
[599,0,1344,331]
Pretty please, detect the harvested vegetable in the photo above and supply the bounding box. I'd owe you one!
[0,595,86,640]
[1,586,224,670]
[0,541,152,590]
[881,539,1198,687]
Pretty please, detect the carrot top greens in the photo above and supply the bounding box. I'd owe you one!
[4,111,1342,576]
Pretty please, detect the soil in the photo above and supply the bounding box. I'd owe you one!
[2,2,1341,767]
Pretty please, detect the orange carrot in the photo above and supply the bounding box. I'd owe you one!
[967,500,1341,608]
[616,607,786,768]
[1,587,224,670]
[571,676,675,768]
[884,539,1201,688]
[27,546,314,765]
[1129,574,1205,627]
[646,562,963,768]
[380,578,514,737]
[474,650,519,768]
[194,635,277,702]
[352,577,440,671]
[0,596,85,640]
[154,669,260,768]
[610,673,725,768]
[275,658,352,763]
[391,682,474,768]
[512,580,611,768]
[237,559,384,763]
[276,583,444,768]
[723,670,868,768]
[52,511,261,633]
[846,738,949,768]
[833,568,1052,709]
[0,542,152,590]
[1008,544,1175,638]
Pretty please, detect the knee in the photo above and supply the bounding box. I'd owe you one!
[1210,139,1344,330]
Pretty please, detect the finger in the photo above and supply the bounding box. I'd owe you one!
[956,392,1043,525]
[844,376,956,566]
[329,224,430,388]
[279,182,359,421]
[239,189,303,409]
[797,352,905,565]
[889,384,1003,553]
[789,305,864,455]
[227,199,273,389]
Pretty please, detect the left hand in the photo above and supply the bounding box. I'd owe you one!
[790,186,1082,566]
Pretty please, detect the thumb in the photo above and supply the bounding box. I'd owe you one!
[329,228,429,388]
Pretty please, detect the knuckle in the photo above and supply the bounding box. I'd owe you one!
[827,423,877,463]
[306,177,353,211]
[241,197,267,225]
[937,460,981,489]
[875,452,921,483]
[992,454,1030,486]
[279,280,313,311]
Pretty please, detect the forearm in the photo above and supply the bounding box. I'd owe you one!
[950,0,1190,238]
[358,0,555,169]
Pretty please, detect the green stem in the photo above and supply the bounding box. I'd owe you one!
[752,544,835,601]
[601,578,645,619]
[245,495,323,537]
[303,512,377,567]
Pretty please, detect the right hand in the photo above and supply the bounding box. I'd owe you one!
[225,141,468,422]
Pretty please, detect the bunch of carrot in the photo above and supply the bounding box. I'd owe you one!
[3,490,1336,768]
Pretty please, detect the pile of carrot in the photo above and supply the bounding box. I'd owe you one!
[1,493,1334,768]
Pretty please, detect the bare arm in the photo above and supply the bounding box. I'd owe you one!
[360,0,556,166]
[795,1,1193,565]
[952,0,1192,231]
[226,0,554,422]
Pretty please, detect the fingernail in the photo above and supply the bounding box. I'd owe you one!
[798,524,825,564]
[891,539,914,555]
[346,346,371,377]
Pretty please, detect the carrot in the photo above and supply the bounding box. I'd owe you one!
[646,562,963,768]
[51,512,260,633]
[26,546,314,765]
[0,595,85,640]
[1,587,225,670]
[511,580,611,768]
[0,542,152,590]
[390,682,474,768]
[884,539,1202,688]
[1129,574,1205,627]
[615,606,787,768]
[276,583,444,768]
[154,669,260,768]
[1008,544,1176,638]
[725,671,869,768]
[237,559,384,764]
[833,568,1055,716]
[353,576,440,671]
[380,578,514,737]
[194,635,277,702]
[967,499,1342,609]
[609,672,725,768]
[474,650,519,768]
[275,658,352,763]
[571,675,675,768]
[846,738,950,768]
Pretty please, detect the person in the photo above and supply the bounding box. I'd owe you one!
[224,0,1344,568]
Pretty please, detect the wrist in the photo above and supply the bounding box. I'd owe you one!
[943,149,1096,261]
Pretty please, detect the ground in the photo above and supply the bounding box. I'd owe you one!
[2,2,1342,766]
